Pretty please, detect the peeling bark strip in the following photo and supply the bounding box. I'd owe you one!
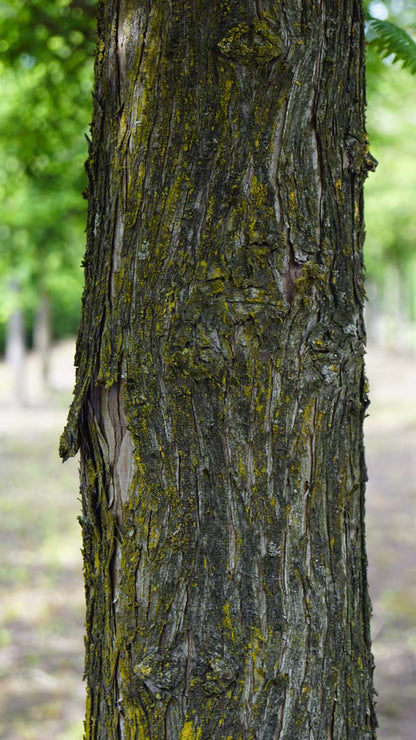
[61,1,377,737]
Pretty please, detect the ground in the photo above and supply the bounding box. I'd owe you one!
[366,347,416,740]
[0,339,414,739]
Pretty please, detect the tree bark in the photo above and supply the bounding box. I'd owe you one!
[61,1,377,737]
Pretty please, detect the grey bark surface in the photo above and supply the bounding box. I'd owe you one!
[61,1,377,737]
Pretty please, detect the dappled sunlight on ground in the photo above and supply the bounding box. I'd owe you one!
[0,340,415,738]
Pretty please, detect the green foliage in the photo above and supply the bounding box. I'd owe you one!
[365,57,416,322]
[0,0,96,351]
[361,2,416,325]
[0,0,95,63]
[368,18,416,74]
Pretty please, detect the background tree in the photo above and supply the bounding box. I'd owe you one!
[61,1,378,737]
[364,1,416,348]
[0,0,95,385]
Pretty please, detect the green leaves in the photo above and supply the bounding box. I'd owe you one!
[0,1,96,346]
[0,0,96,70]
[368,18,416,74]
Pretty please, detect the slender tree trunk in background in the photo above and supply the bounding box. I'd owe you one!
[6,282,26,406]
[34,289,52,387]
[61,1,377,737]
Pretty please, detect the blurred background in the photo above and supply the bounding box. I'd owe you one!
[0,0,415,738]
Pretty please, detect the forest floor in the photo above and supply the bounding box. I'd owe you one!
[0,339,415,739]
[366,347,416,740]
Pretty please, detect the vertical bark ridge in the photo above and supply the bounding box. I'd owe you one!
[61,1,377,737]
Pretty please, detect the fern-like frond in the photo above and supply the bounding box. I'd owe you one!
[368,18,416,74]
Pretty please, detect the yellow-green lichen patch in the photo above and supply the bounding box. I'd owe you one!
[222,602,236,642]
[217,20,282,65]
[180,720,202,740]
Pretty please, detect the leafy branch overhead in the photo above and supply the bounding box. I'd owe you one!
[367,18,416,75]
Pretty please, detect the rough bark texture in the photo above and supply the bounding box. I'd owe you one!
[61,1,377,737]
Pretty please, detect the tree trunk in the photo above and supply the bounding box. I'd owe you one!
[61,1,377,737]
[6,282,26,406]
[34,289,52,388]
